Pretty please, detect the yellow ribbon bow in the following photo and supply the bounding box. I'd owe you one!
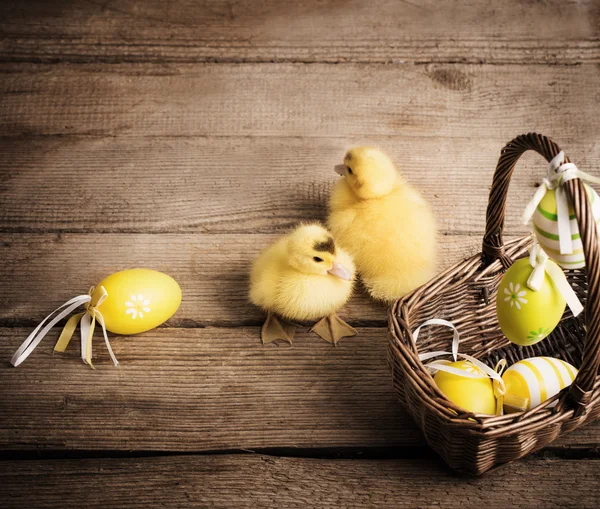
[53,286,118,369]
[492,359,529,414]
[413,320,528,415]
[10,285,118,369]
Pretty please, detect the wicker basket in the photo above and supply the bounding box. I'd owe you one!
[388,133,600,476]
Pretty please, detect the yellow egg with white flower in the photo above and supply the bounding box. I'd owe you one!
[433,360,497,414]
[94,269,182,335]
[496,258,565,346]
[502,357,578,412]
[533,184,600,269]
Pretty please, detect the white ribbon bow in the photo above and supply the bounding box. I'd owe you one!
[412,319,507,414]
[526,238,583,317]
[11,287,118,368]
[522,151,600,255]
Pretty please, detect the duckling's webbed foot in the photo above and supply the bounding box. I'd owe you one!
[261,312,295,345]
[311,314,357,346]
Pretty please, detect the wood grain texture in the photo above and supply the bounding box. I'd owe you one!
[4,136,600,235]
[0,233,489,325]
[1,64,599,140]
[1,325,600,452]
[1,454,600,508]
[0,326,417,450]
[1,0,599,491]
[0,0,599,64]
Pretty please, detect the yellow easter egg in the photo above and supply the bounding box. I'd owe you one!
[94,269,182,335]
[496,258,565,346]
[533,184,600,269]
[502,356,578,411]
[433,360,497,414]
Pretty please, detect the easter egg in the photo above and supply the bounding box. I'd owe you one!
[533,184,600,269]
[503,357,578,411]
[496,258,565,346]
[433,360,497,414]
[94,269,181,335]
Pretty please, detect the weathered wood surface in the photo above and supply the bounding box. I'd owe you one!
[1,326,599,452]
[1,454,599,509]
[1,326,408,450]
[2,64,599,141]
[1,0,598,64]
[3,136,598,236]
[0,233,488,325]
[2,1,600,504]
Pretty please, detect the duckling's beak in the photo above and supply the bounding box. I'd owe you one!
[334,164,346,176]
[328,262,352,281]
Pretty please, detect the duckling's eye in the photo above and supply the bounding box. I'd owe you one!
[347,167,353,174]
[313,256,324,262]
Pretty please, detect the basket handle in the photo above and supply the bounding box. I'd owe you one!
[482,132,600,415]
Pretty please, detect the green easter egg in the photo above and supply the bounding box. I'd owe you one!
[496,258,566,346]
[533,184,600,269]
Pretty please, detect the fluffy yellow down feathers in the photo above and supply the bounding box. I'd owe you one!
[328,147,437,302]
[249,224,357,345]
[249,147,437,346]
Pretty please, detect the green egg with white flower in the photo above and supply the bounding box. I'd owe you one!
[496,258,566,346]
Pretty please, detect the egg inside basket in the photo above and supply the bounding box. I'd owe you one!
[388,133,600,476]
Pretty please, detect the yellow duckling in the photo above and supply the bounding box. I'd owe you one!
[328,147,437,302]
[249,224,357,345]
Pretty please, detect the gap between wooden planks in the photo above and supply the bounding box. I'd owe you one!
[0,0,598,64]
[5,233,600,451]
[1,1,599,480]
[1,454,600,509]
[0,232,489,325]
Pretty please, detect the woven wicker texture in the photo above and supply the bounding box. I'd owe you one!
[388,133,600,475]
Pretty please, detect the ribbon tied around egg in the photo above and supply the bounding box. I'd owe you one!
[412,319,528,414]
[522,150,600,258]
[10,269,182,369]
[526,237,583,317]
[11,286,118,369]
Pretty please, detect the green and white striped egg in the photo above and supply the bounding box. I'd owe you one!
[502,356,578,411]
[533,184,600,269]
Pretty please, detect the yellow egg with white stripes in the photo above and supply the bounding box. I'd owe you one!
[502,357,578,412]
[533,184,600,269]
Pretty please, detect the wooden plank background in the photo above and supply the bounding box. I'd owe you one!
[1,1,600,507]
[2,455,600,509]
[1,0,598,64]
